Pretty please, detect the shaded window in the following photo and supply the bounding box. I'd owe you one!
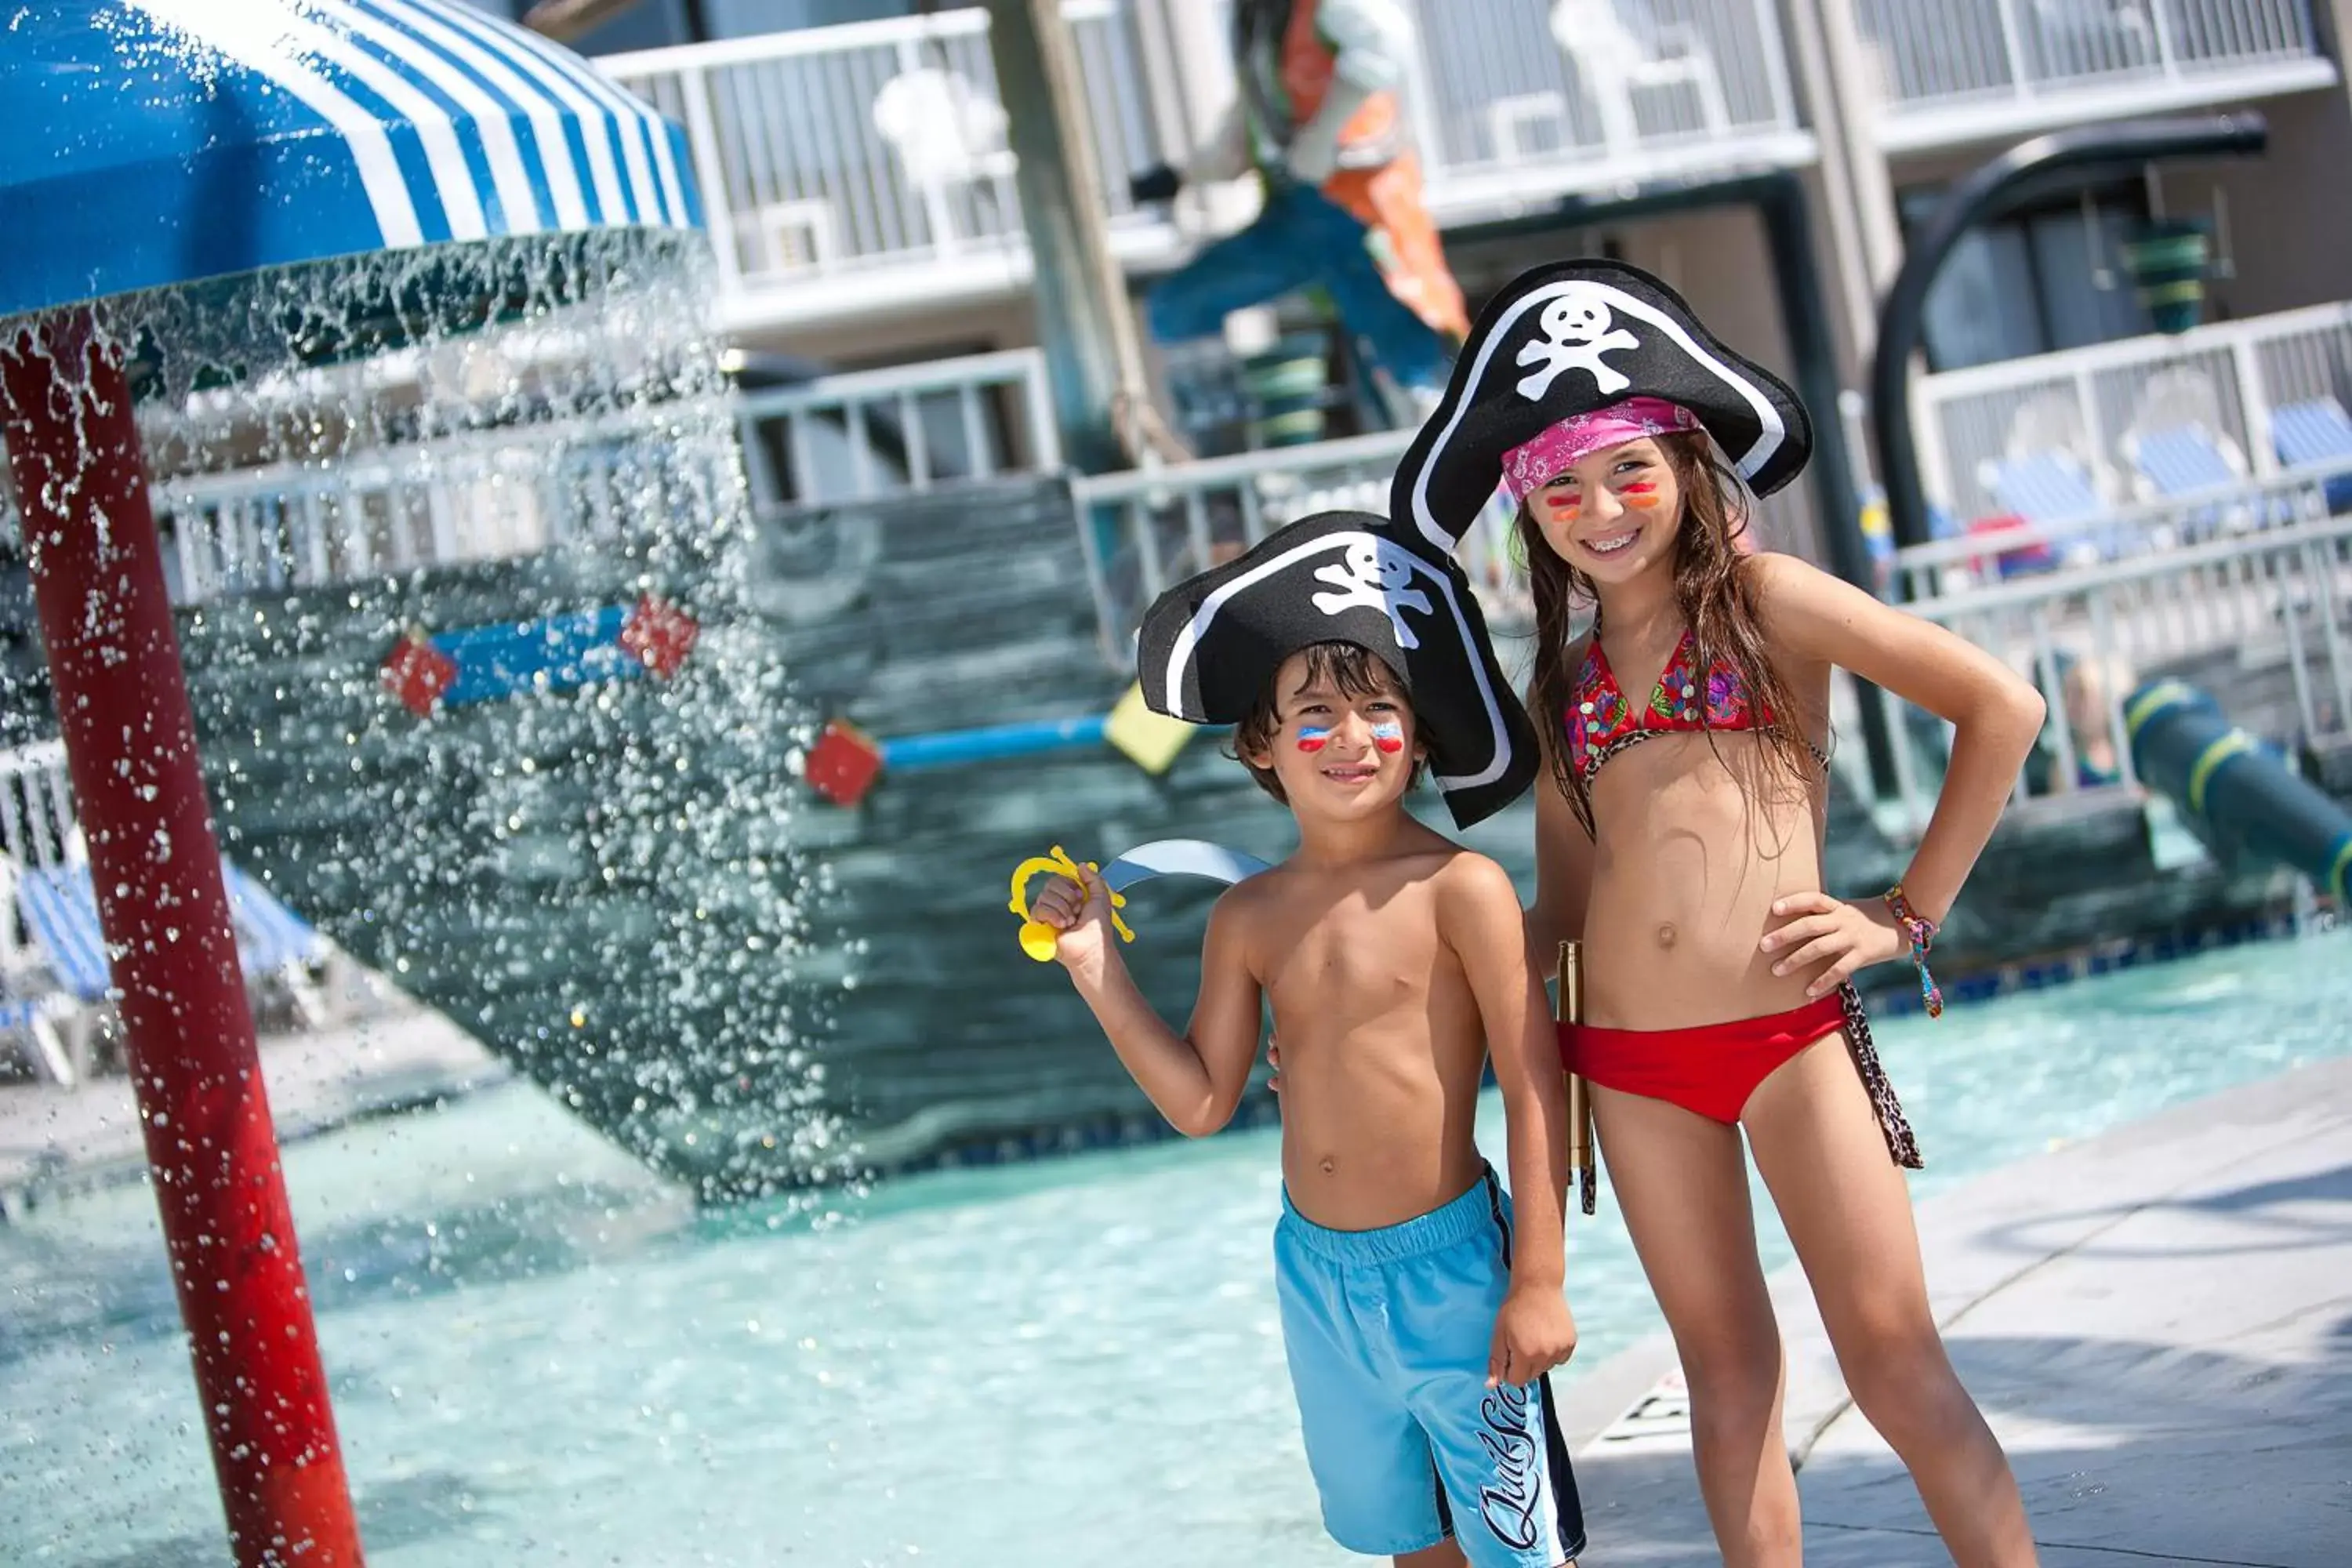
[1900,183,2155,372]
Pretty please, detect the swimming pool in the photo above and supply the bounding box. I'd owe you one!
[4,929,2347,1567]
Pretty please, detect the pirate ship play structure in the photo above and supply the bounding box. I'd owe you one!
[6,5,2347,1211]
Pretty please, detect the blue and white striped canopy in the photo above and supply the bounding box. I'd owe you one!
[0,1,703,322]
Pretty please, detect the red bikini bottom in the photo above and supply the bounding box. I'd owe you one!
[1559,988,1924,1168]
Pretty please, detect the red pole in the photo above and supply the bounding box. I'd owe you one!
[1,311,365,1567]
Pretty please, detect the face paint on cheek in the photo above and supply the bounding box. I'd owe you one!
[1544,494,1581,517]
[1620,480,1661,510]
[1370,720,1405,755]
[1295,726,1331,753]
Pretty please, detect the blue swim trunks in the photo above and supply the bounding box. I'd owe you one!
[1274,1167,1587,1566]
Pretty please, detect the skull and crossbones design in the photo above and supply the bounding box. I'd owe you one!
[1311,537,1434,650]
[1515,292,1640,401]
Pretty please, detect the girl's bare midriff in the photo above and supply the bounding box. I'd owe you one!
[1578,711,1831,1032]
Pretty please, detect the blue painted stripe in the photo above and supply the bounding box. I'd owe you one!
[881,717,1111,773]
[861,713,1237,775]
[430,606,641,710]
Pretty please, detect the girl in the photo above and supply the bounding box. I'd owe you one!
[1389,262,2047,1568]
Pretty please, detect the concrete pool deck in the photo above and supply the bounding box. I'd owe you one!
[0,993,503,1215]
[1557,1054,2352,1566]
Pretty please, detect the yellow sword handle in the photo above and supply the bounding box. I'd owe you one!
[1007,845,1132,961]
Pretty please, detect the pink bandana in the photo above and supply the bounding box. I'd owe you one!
[1499,397,1701,502]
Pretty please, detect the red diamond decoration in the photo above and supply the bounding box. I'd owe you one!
[807,719,884,807]
[380,633,457,718]
[620,594,700,678]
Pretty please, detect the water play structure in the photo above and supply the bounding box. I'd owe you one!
[2127,679,2352,905]
[1,3,710,1559]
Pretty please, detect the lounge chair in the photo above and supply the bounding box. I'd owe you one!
[0,855,109,1083]
[2122,423,2262,540]
[2270,397,2352,513]
[222,858,347,1028]
[0,986,86,1086]
[1973,449,2110,573]
[13,848,348,1043]
[2127,424,2243,495]
[1981,448,2107,528]
[14,858,112,1007]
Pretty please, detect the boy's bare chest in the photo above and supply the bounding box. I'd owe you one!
[1258,902,1451,1028]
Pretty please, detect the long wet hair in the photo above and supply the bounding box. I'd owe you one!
[1515,430,1815,837]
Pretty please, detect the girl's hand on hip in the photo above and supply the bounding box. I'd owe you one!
[1759,891,1907,997]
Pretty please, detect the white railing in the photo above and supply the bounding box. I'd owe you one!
[1402,0,1805,216]
[132,353,1054,604]
[1068,432,1527,666]
[1911,300,2352,546]
[1853,0,2329,145]
[597,2,1807,323]
[737,349,1058,509]
[1889,459,2352,601]
[598,2,1177,310]
[1888,513,2352,826]
[0,742,75,871]
[151,405,732,605]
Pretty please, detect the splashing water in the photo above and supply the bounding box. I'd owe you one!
[1,230,851,1203]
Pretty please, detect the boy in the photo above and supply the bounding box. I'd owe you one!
[1029,511,1588,1567]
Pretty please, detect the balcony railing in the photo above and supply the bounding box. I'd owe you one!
[147,405,731,606]
[1910,300,2352,568]
[1853,0,2334,150]
[597,1,1808,330]
[1886,512,2352,827]
[1067,433,1529,669]
[599,2,1181,328]
[737,349,1060,510]
[121,353,1056,607]
[1402,0,1806,219]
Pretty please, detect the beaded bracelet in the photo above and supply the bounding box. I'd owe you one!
[1882,885,1944,1019]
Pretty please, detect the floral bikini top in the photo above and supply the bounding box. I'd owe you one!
[1563,626,1827,783]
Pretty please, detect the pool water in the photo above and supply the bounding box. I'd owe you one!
[4,931,2347,1567]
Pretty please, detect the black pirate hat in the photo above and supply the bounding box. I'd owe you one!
[1391,260,1813,557]
[1135,510,1537,829]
